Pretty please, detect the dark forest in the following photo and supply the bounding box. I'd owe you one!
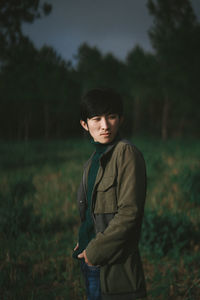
[0,0,199,141]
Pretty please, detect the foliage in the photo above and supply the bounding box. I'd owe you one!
[0,0,52,47]
[141,209,199,257]
[0,178,41,238]
[1,36,199,140]
[125,46,162,135]
[0,38,81,140]
[75,43,125,94]
[147,0,200,139]
[0,1,200,140]
[172,166,200,206]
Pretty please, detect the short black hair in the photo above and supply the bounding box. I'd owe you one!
[80,88,123,122]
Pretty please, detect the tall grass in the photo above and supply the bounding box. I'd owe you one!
[0,137,199,299]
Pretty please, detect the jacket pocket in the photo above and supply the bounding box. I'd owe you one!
[94,176,117,214]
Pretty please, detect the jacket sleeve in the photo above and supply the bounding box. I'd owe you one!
[85,144,146,266]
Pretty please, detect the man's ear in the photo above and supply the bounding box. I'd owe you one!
[80,120,89,131]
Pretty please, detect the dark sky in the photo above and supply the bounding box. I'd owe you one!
[22,0,200,63]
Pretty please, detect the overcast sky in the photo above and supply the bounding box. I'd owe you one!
[22,0,200,63]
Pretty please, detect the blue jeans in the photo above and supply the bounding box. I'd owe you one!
[80,260,101,300]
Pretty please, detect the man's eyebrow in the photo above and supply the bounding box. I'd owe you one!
[105,113,117,116]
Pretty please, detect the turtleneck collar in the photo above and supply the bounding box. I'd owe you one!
[91,140,108,153]
[91,133,121,153]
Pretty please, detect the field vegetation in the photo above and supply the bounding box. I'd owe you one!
[0,137,199,299]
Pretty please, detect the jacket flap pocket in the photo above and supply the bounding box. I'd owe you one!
[95,176,117,214]
[97,176,115,192]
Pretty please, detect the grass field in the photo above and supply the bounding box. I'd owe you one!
[0,137,200,299]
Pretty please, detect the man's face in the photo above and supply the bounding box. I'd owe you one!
[80,113,122,144]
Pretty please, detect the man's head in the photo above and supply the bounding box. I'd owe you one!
[80,88,123,144]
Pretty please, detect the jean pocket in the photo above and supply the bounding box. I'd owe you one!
[86,264,100,275]
[88,265,100,270]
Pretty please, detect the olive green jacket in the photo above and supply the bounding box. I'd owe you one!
[77,139,147,299]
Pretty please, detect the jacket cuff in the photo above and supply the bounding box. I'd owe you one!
[85,242,101,266]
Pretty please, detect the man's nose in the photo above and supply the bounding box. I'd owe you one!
[101,117,109,129]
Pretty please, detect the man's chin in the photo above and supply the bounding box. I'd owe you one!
[99,136,114,144]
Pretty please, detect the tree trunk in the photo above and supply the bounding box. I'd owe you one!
[44,103,50,140]
[133,96,141,134]
[24,115,30,142]
[161,95,170,140]
[174,116,185,137]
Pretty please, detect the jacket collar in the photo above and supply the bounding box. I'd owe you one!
[83,135,122,171]
[100,134,122,158]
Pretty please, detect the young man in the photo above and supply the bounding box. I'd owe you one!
[73,88,147,300]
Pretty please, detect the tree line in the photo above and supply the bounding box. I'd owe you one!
[0,0,199,140]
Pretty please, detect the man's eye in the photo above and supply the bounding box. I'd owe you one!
[109,115,117,119]
[92,117,101,121]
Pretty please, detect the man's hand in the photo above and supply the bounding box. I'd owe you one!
[78,249,93,266]
[74,243,79,251]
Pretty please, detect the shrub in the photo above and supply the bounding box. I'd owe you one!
[141,210,199,257]
[176,167,200,205]
[0,179,41,237]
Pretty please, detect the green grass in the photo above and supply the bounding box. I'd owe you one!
[0,137,200,299]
